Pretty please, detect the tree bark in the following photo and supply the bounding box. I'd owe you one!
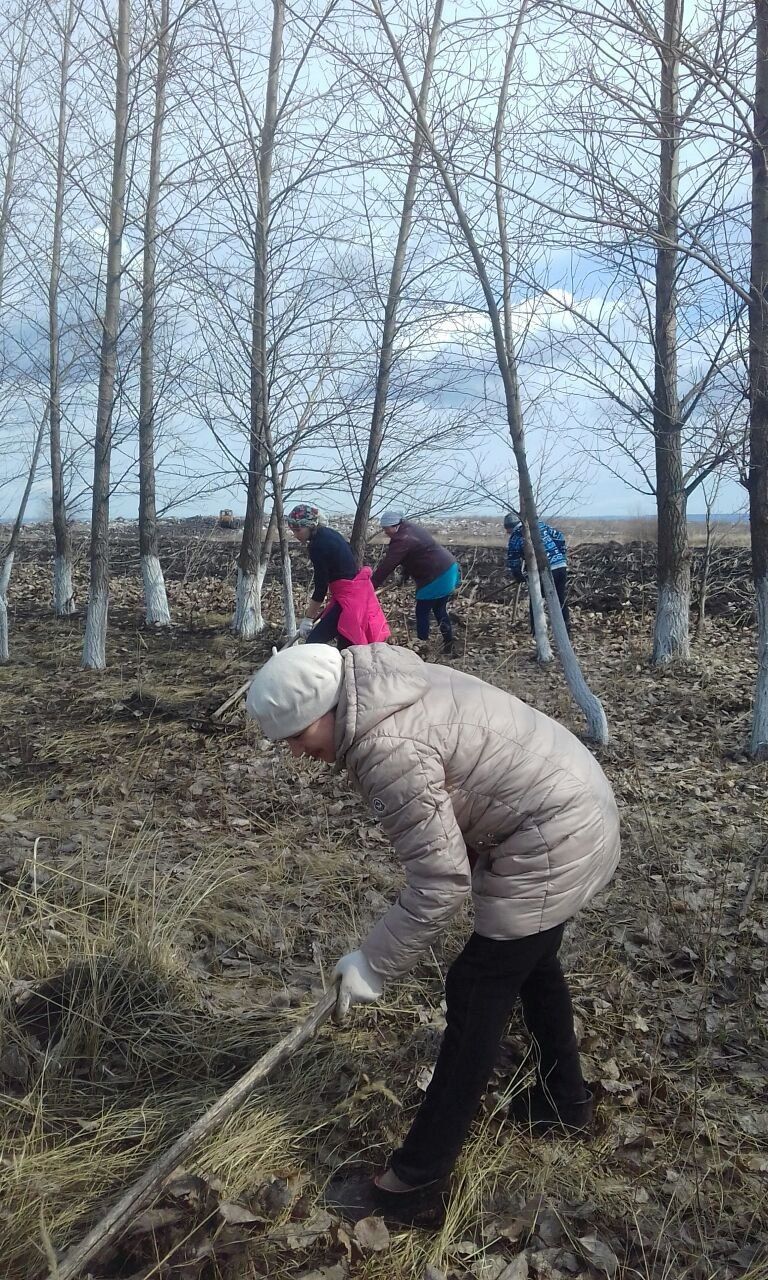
[138,0,171,626]
[234,0,284,638]
[82,0,130,669]
[652,0,690,665]
[349,0,444,561]
[749,0,768,758]
[49,0,76,617]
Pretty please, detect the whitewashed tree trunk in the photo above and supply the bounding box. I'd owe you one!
[651,0,689,666]
[231,0,283,636]
[49,0,76,617]
[141,555,171,625]
[234,565,266,639]
[82,0,130,669]
[281,541,296,636]
[54,555,75,616]
[655,581,691,662]
[522,520,552,664]
[137,0,171,627]
[374,4,609,743]
[0,553,13,664]
[752,579,768,758]
[82,587,109,668]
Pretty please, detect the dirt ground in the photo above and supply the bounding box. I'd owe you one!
[1,572,767,1280]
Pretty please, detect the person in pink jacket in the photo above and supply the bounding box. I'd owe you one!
[288,504,390,648]
[246,642,620,1227]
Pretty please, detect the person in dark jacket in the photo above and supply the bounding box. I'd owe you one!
[288,504,390,649]
[504,512,570,635]
[372,512,461,655]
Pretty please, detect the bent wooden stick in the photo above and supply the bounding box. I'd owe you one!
[47,987,338,1280]
[211,633,300,721]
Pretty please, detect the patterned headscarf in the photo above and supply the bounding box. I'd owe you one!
[287,503,325,528]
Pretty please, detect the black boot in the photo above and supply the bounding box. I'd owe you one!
[506,1085,593,1136]
[372,1175,449,1229]
[324,1168,447,1230]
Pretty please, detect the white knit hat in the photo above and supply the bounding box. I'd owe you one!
[245,645,344,740]
[380,510,404,528]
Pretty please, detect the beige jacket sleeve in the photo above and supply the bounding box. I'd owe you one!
[347,734,472,978]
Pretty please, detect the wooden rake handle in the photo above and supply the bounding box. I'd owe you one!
[47,987,338,1280]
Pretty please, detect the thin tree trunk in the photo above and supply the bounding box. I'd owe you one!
[1,412,47,663]
[138,0,171,626]
[375,3,609,741]
[749,0,768,758]
[266,430,296,635]
[652,0,690,664]
[523,517,552,664]
[349,0,444,561]
[494,17,551,665]
[695,504,714,641]
[49,0,76,617]
[234,0,283,638]
[82,0,131,669]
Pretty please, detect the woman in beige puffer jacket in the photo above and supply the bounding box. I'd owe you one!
[247,642,620,1225]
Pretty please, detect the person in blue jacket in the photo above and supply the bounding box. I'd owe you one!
[504,512,571,635]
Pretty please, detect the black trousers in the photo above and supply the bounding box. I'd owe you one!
[415,596,453,646]
[390,925,585,1187]
[529,566,570,635]
[306,603,352,650]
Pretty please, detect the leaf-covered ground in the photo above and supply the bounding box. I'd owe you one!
[1,572,767,1280]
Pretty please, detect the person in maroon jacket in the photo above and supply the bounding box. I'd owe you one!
[372,512,461,656]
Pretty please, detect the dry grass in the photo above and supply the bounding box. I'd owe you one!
[1,593,767,1279]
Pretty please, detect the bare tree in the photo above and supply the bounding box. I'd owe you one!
[534,0,746,666]
[652,0,689,662]
[492,11,551,665]
[82,0,131,668]
[373,1,608,741]
[138,0,172,625]
[47,0,78,618]
[348,0,444,561]
[749,0,768,758]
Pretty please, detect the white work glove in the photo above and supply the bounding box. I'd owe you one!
[333,949,384,1022]
[297,616,314,639]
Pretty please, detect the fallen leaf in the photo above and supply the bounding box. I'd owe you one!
[354,1215,390,1252]
[218,1201,264,1226]
[742,1153,768,1172]
[577,1235,619,1278]
[499,1257,530,1280]
[737,1112,768,1139]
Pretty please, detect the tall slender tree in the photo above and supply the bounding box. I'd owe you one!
[348,0,444,561]
[138,0,172,626]
[749,0,768,757]
[374,0,609,741]
[48,0,78,618]
[232,0,283,638]
[82,0,131,668]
